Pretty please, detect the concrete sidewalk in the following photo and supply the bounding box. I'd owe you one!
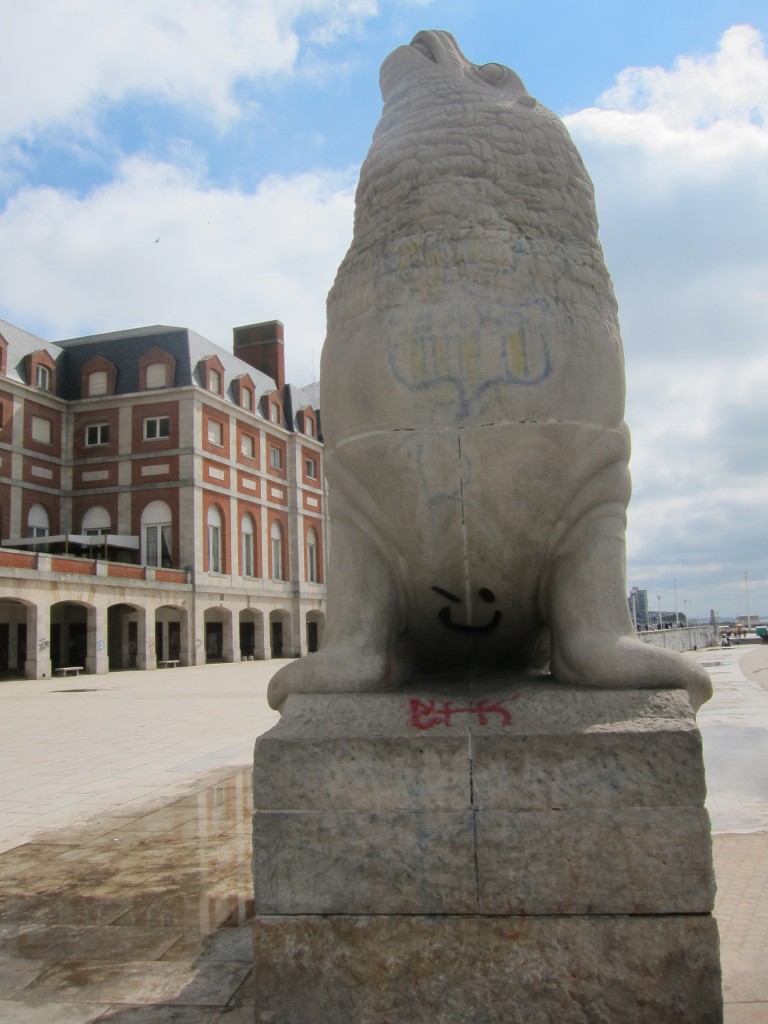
[0,652,764,1021]
[0,660,281,854]
[697,643,768,1023]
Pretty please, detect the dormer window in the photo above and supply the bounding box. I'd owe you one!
[36,365,51,391]
[208,369,221,394]
[146,362,167,389]
[139,348,175,391]
[304,415,315,437]
[242,387,253,411]
[270,403,280,424]
[81,354,116,399]
[88,370,108,396]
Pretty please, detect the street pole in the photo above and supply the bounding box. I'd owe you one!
[745,571,752,630]
[657,595,662,630]
[674,579,679,627]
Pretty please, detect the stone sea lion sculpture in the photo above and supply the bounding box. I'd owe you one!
[268,30,712,711]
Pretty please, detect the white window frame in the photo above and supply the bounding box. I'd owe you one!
[208,368,221,394]
[141,500,173,567]
[269,403,280,424]
[82,506,110,534]
[207,505,223,574]
[35,364,51,391]
[241,434,255,459]
[305,416,315,437]
[242,515,255,577]
[144,523,172,567]
[270,521,283,580]
[269,446,282,470]
[27,503,50,541]
[305,457,317,479]
[88,370,108,396]
[143,416,170,440]
[307,528,318,583]
[85,423,110,447]
[31,415,52,444]
[241,387,253,411]
[207,419,224,447]
[145,362,167,389]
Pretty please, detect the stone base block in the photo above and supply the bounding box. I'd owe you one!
[253,683,722,1020]
[252,913,722,1024]
[253,684,715,916]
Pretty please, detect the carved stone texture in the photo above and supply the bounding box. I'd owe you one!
[252,685,715,917]
[252,915,722,1024]
[268,29,711,711]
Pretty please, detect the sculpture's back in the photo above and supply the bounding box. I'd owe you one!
[268,30,711,710]
[254,34,722,1024]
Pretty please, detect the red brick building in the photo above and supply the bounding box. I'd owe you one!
[0,318,325,678]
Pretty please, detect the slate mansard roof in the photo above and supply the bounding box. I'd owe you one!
[0,318,319,429]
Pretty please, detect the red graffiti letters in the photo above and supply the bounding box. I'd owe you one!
[409,698,513,731]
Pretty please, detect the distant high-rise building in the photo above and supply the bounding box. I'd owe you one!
[628,587,649,629]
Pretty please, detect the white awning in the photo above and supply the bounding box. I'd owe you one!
[2,534,140,550]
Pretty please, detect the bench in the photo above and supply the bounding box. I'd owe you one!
[158,660,179,668]
[55,666,84,676]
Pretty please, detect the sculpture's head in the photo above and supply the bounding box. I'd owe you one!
[349,30,599,253]
[380,29,533,112]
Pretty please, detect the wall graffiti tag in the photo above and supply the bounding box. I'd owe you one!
[409,698,514,731]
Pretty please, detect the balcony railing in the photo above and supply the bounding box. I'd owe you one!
[0,546,188,585]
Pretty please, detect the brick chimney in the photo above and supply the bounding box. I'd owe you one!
[233,320,285,391]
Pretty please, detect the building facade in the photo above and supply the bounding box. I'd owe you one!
[0,318,326,678]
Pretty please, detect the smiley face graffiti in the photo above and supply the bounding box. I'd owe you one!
[431,585,502,634]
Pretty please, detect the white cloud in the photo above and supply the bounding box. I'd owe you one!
[0,155,356,386]
[564,25,768,617]
[568,25,768,171]
[0,0,381,143]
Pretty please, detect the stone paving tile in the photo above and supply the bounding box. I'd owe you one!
[94,1008,220,1023]
[0,999,106,1023]
[0,894,140,928]
[0,955,49,997]
[724,1007,768,1024]
[25,960,253,1008]
[0,923,186,962]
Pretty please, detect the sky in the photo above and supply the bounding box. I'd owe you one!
[0,0,766,622]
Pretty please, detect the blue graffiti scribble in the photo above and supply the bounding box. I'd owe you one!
[386,290,552,419]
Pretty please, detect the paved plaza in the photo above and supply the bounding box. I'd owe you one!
[0,650,765,1021]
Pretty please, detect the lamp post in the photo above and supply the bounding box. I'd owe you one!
[674,579,679,627]
[745,571,752,631]
[657,595,662,630]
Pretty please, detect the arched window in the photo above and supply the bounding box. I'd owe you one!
[242,514,256,577]
[82,506,111,538]
[141,500,172,567]
[145,362,167,389]
[270,521,283,581]
[306,527,318,583]
[207,505,223,573]
[27,503,49,540]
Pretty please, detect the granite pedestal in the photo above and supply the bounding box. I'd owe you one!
[252,680,722,1022]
